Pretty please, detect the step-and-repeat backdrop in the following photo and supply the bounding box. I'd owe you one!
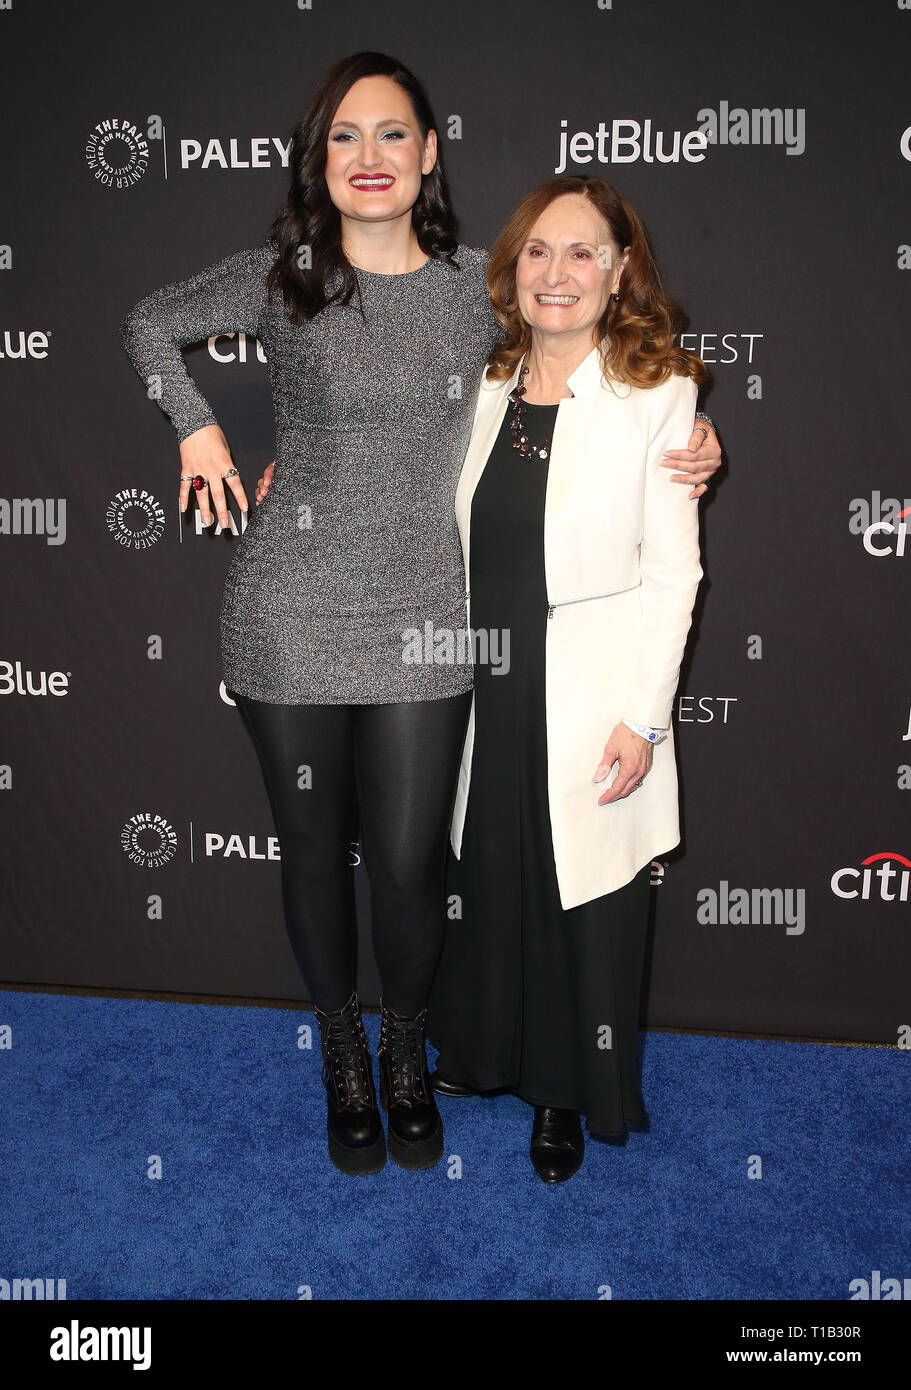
[1,0,908,1042]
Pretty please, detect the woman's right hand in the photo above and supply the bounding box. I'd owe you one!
[178,423,249,527]
[255,460,276,506]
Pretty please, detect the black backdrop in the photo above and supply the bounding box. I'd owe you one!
[1,0,908,1043]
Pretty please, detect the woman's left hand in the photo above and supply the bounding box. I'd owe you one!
[592,724,654,805]
[661,419,723,499]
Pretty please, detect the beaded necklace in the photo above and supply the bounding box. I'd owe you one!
[507,365,556,460]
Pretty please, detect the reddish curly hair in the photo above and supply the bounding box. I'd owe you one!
[485,175,706,389]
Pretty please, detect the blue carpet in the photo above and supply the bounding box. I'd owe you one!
[0,990,906,1300]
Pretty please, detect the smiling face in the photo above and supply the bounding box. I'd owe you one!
[324,74,437,228]
[515,192,629,347]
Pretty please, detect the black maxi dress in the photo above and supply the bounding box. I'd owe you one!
[426,402,653,1138]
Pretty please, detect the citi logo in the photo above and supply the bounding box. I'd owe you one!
[208,331,267,364]
[696,881,805,934]
[863,507,909,558]
[180,136,291,170]
[849,492,910,558]
[696,102,806,156]
[830,853,910,902]
[0,497,66,544]
[0,661,70,696]
[0,330,50,359]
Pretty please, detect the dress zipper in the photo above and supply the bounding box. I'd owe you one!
[547,595,603,619]
[547,585,639,619]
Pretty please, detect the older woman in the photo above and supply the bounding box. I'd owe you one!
[425,175,708,1182]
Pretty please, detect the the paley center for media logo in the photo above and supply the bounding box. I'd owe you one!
[85,113,292,186]
[85,117,150,188]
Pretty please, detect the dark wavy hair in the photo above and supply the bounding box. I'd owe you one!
[485,175,706,389]
[264,51,460,323]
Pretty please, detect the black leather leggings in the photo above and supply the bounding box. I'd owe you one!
[232,690,473,1016]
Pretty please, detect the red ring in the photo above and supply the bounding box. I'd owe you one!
[192,475,207,490]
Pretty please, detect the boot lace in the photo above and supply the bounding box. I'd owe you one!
[378,1007,430,1107]
[316,1000,373,1110]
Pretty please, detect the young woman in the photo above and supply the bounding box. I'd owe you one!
[120,52,721,1179]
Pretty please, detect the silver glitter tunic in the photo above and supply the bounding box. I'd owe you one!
[120,242,501,704]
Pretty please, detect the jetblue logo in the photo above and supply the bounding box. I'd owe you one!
[554,117,708,173]
[0,661,70,696]
[0,330,50,359]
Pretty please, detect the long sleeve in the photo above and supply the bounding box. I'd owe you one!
[620,372,703,729]
[473,245,504,357]
[119,244,274,444]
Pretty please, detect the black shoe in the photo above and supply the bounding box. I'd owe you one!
[377,1001,444,1170]
[530,1106,584,1184]
[430,1069,476,1098]
[314,991,386,1176]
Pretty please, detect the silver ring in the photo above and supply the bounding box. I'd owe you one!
[222,467,239,480]
[694,426,708,444]
[179,475,195,483]
[635,779,644,788]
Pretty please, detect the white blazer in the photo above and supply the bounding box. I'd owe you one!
[449,343,703,910]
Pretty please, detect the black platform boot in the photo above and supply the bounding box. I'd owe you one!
[313,991,386,1176]
[377,1001,444,1170]
[430,1070,477,1098]
[529,1106,584,1184]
